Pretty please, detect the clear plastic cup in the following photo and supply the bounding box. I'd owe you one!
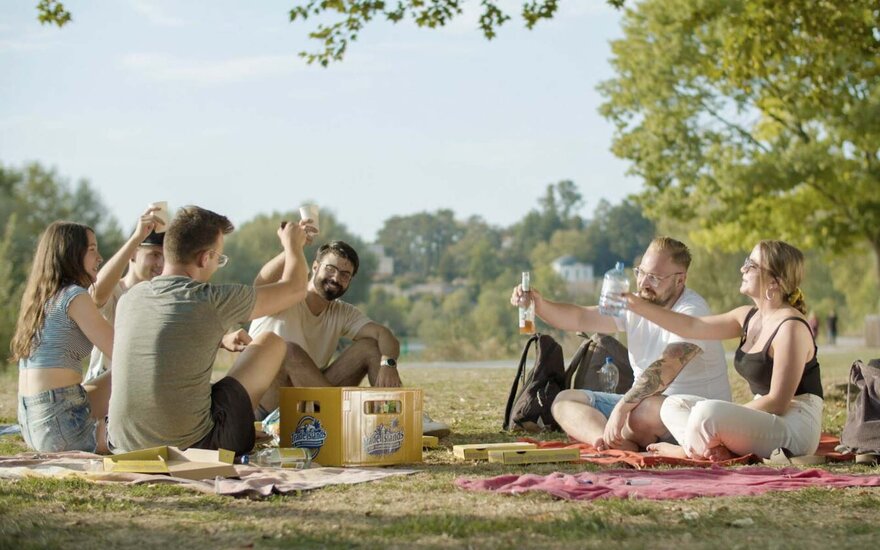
[299,204,319,236]
[149,201,169,233]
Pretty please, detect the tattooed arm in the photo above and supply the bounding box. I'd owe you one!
[602,342,703,448]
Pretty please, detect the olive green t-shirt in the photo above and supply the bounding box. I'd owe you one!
[108,275,256,452]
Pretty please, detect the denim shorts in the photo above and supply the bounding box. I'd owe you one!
[18,383,97,452]
[579,390,624,419]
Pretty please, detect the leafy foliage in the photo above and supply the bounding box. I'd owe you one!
[35,1,625,66]
[35,0,70,27]
[599,0,880,286]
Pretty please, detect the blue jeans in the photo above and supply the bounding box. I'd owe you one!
[579,390,624,419]
[18,383,97,452]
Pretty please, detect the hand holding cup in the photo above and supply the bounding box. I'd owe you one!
[299,204,319,237]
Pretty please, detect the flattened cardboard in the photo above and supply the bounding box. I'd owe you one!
[422,435,439,448]
[453,442,537,460]
[104,446,237,480]
[487,447,580,464]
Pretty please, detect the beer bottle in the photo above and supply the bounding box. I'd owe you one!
[519,271,536,335]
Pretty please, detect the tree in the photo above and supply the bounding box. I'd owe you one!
[599,0,880,285]
[36,1,625,66]
[377,210,463,280]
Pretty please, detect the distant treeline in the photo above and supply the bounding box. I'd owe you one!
[2,162,877,363]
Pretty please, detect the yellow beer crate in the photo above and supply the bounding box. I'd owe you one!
[487,447,581,464]
[279,387,423,467]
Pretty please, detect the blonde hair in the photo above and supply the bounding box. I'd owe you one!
[757,240,807,314]
[647,236,692,270]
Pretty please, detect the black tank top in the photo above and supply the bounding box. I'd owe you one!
[733,308,823,399]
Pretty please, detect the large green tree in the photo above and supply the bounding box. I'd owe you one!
[599,0,880,285]
[36,1,624,66]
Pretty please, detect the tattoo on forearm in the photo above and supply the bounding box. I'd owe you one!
[623,342,702,404]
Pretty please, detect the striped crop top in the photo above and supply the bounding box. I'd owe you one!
[18,285,94,373]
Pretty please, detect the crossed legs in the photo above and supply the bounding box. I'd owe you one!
[257,338,383,413]
[551,389,669,451]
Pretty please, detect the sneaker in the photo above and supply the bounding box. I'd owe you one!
[422,411,451,438]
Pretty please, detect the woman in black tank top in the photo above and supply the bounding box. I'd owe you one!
[625,240,823,460]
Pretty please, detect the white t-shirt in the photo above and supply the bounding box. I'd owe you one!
[249,299,372,369]
[615,287,731,400]
[84,281,126,382]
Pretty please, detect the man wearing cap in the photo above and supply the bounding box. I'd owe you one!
[85,206,166,382]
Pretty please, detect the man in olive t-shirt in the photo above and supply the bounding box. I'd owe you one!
[108,206,311,455]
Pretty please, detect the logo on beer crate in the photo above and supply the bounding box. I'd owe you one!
[363,419,404,456]
[292,416,327,459]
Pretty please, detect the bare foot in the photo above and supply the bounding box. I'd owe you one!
[608,439,640,452]
[646,442,688,458]
[703,445,735,462]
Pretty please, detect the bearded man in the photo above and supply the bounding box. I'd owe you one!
[509,237,730,451]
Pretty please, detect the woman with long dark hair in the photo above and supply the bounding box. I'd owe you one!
[11,222,116,452]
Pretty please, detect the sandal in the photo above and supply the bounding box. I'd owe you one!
[763,447,826,466]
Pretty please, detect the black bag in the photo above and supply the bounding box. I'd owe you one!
[841,358,880,455]
[564,332,634,394]
[502,334,565,432]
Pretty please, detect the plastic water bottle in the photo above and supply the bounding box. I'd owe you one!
[598,262,630,317]
[598,357,619,393]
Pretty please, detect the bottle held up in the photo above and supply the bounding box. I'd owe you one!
[518,271,536,335]
[598,262,630,318]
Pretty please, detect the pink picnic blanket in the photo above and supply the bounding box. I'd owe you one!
[456,466,880,501]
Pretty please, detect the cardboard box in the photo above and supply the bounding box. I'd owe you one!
[103,446,237,480]
[487,447,581,464]
[422,435,439,449]
[279,387,423,467]
[453,442,537,460]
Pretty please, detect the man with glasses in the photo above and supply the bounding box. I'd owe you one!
[511,237,729,451]
[249,240,451,436]
[108,206,311,456]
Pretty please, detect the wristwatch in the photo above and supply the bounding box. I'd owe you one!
[381,358,398,369]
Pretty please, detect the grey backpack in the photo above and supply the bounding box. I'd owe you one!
[841,358,880,455]
[564,332,634,393]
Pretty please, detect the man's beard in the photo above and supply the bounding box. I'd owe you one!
[319,278,347,301]
[638,286,676,308]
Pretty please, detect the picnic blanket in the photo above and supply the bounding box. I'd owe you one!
[523,433,854,468]
[456,465,880,501]
[0,452,417,498]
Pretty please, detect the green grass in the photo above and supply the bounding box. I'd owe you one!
[1,345,879,549]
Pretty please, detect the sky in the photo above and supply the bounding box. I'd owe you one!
[0,0,641,242]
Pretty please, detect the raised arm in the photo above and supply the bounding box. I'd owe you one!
[92,207,163,307]
[509,286,619,334]
[249,221,310,320]
[603,342,703,447]
[625,293,748,341]
[254,219,314,287]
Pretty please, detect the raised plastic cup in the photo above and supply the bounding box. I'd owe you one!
[149,201,169,233]
[299,204,319,235]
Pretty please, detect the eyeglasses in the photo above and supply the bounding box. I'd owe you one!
[634,266,683,287]
[210,250,229,268]
[321,263,352,282]
[741,257,764,273]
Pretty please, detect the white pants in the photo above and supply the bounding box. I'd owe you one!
[660,393,824,459]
